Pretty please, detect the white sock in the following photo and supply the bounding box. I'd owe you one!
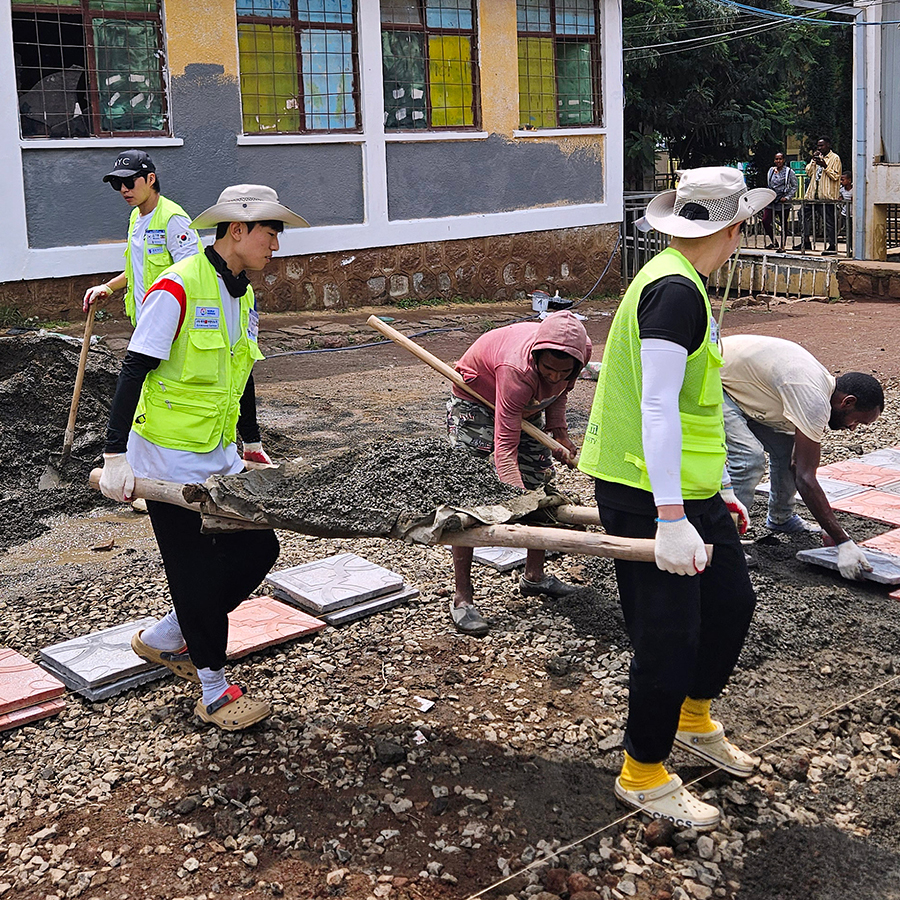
[198,667,229,707]
[141,609,185,652]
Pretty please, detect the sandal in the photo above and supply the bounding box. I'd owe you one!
[131,630,199,683]
[674,723,758,777]
[614,775,720,830]
[194,685,271,731]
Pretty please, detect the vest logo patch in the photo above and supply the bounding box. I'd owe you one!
[194,306,220,329]
[146,229,166,245]
[148,247,166,255]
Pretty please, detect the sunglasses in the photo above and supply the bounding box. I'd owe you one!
[108,174,144,191]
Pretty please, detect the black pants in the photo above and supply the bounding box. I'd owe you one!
[596,489,756,763]
[147,500,280,671]
[801,202,836,248]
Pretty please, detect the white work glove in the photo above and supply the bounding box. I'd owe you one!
[837,540,872,581]
[719,484,749,535]
[99,452,135,502]
[83,283,112,312]
[655,516,708,576]
[242,441,273,465]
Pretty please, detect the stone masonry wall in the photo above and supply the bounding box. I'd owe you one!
[0,223,621,321]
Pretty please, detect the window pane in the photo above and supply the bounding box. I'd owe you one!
[381,0,421,25]
[301,29,356,129]
[516,0,551,33]
[89,0,158,11]
[300,0,354,25]
[237,0,291,16]
[425,0,473,30]
[555,40,593,125]
[555,0,595,35]
[238,23,300,133]
[381,30,426,129]
[428,34,472,127]
[518,36,555,128]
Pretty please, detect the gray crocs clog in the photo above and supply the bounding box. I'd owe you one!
[449,601,489,637]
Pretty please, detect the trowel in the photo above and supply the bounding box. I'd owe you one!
[39,304,96,489]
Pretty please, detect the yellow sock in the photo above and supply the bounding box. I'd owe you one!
[678,697,717,733]
[619,752,671,792]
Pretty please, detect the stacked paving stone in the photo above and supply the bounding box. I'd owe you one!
[0,648,66,732]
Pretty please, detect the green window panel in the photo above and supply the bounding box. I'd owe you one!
[428,34,473,128]
[556,41,593,126]
[381,0,421,25]
[382,30,427,129]
[518,36,555,129]
[238,23,300,133]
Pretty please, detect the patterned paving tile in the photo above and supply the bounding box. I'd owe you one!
[889,587,900,601]
[226,596,326,660]
[859,446,900,471]
[816,460,900,488]
[861,529,900,555]
[829,490,900,525]
[796,546,900,584]
[324,585,420,626]
[39,662,169,701]
[755,478,867,503]
[0,648,66,715]
[473,546,528,572]
[266,553,404,614]
[39,617,164,690]
[0,697,66,733]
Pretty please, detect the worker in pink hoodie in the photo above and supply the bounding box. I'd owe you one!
[446,310,592,636]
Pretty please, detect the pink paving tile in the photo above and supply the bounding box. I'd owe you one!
[890,587,900,601]
[861,529,900,555]
[0,697,66,733]
[816,460,900,488]
[226,596,327,660]
[0,647,66,715]
[830,490,900,526]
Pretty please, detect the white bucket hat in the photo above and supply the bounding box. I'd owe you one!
[640,167,775,238]
[191,184,310,229]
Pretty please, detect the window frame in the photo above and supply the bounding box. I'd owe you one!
[236,0,362,135]
[12,0,169,139]
[380,0,481,132]
[516,0,603,131]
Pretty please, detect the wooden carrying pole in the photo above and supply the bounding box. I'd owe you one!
[366,314,570,458]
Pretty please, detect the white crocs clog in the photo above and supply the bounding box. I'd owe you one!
[614,775,720,831]
[674,723,759,777]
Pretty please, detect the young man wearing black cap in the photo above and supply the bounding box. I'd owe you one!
[97,185,309,730]
[83,150,199,326]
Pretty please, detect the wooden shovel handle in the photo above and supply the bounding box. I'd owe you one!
[366,315,570,457]
[61,304,96,462]
[89,468,199,511]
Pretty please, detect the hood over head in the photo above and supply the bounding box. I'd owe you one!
[530,310,592,380]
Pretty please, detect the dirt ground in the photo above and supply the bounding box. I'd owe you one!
[4,296,900,899]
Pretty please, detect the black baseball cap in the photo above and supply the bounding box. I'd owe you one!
[102,149,155,182]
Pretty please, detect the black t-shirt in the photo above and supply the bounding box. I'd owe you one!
[595,273,714,516]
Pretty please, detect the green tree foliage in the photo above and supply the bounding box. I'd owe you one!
[622,0,849,189]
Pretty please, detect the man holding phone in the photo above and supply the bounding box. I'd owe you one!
[793,137,842,254]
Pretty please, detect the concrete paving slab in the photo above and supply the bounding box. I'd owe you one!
[829,489,900,525]
[473,546,528,572]
[0,647,66,715]
[859,446,900,470]
[872,481,900,497]
[796,546,900,584]
[266,553,404,614]
[41,660,169,701]
[39,617,163,689]
[816,460,900,488]
[0,697,66,732]
[861,529,900,555]
[323,585,420,626]
[226,596,326,659]
[756,478,867,503]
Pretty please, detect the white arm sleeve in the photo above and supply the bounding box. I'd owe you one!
[166,214,201,262]
[641,338,688,506]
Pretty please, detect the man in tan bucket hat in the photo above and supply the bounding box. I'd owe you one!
[579,168,774,829]
[97,185,308,731]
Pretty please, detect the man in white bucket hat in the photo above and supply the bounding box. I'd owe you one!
[579,168,774,829]
[97,185,308,731]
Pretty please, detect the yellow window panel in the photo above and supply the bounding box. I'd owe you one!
[428,35,473,128]
[238,23,300,133]
[518,36,555,129]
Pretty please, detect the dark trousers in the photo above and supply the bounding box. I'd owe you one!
[801,202,836,248]
[596,489,756,763]
[147,500,280,671]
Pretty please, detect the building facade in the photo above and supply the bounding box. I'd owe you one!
[0,0,623,318]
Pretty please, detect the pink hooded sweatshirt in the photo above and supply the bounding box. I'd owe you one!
[452,310,592,488]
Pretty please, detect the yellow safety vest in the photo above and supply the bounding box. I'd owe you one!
[578,248,726,499]
[133,253,265,453]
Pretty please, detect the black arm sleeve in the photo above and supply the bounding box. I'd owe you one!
[237,372,261,445]
[104,350,160,453]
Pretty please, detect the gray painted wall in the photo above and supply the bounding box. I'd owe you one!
[386,134,604,220]
[22,64,365,249]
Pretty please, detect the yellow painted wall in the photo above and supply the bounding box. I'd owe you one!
[478,0,519,136]
[164,0,240,78]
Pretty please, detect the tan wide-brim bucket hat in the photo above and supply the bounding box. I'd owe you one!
[191,184,310,229]
[641,167,775,239]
